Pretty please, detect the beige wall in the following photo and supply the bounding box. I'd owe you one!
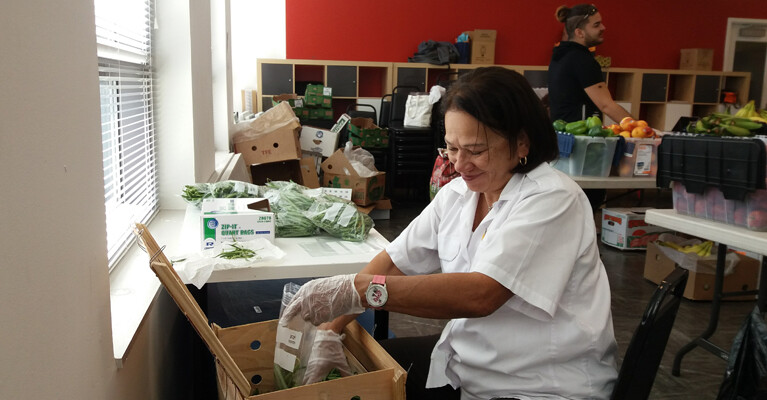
[0,0,233,398]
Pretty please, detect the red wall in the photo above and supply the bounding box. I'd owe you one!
[287,0,767,70]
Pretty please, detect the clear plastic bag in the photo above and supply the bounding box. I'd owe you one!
[263,182,318,237]
[304,197,374,242]
[180,180,261,208]
[274,282,317,390]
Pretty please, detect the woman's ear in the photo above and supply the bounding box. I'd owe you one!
[517,133,531,158]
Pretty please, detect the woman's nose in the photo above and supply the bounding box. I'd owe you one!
[451,152,469,173]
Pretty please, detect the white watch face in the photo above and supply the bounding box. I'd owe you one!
[366,284,388,307]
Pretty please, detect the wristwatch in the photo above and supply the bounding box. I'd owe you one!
[365,275,388,309]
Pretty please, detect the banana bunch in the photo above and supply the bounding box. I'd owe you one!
[685,111,763,136]
[658,240,714,257]
[734,100,767,123]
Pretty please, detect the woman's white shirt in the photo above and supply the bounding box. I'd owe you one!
[385,162,618,400]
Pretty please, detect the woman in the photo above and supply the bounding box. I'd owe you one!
[281,67,618,400]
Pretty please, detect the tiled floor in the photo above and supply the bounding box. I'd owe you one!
[372,194,757,400]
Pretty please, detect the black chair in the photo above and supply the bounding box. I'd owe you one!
[385,85,436,202]
[491,267,689,400]
[610,267,689,400]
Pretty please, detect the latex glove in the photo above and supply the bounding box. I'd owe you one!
[280,274,364,326]
[302,330,352,385]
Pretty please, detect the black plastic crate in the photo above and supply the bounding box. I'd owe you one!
[656,134,766,201]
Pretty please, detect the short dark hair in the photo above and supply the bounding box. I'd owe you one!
[440,67,559,174]
[555,4,598,40]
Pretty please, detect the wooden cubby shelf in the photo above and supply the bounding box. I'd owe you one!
[257,59,751,132]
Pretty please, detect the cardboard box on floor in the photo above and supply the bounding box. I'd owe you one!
[234,102,302,165]
[643,241,760,301]
[299,125,340,157]
[135,225,406,400]
[321,149,386,206]
[601,208,671,250]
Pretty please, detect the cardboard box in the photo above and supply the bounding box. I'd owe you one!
[271,93,303,108]
[135,226,407,400]
[300,126,340,157]
[321,149,386,206]
[298,155,320,188]
[308,108,334,120]
[235,121,302,165]
[643,242,760,301]
[680,48,713,71]
[601,208,670,250]
[233,103,303,165]
[348,117,389,148]
[357,198,393,220]
[200,198,275,249]
[470,29,497,64]
[250,159,304,186]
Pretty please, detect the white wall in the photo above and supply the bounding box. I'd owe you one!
[0,0,281,398]
[1,0,116,398]
[231,0,287,112]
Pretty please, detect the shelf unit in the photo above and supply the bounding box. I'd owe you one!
[257,59,751,132]
[256,59,392,119]
[601,68,750,131]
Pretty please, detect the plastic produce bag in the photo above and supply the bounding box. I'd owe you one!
[180,180,262,208]
[716,305,767,399]
[343,141,378,178]
[304,196,374,242]
[274,282,317,390]
[263,182,318,238]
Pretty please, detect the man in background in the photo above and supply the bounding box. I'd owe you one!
[548,4,635,212]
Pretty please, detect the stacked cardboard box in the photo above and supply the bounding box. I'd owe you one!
[304,84,333,120]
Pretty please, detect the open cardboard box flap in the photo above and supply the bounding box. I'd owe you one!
[134,223,406,399]
[322,149,370,178]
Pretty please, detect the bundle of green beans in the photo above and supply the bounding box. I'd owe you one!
[215,242,257,260]
[305,198,373,242]
[263,182,318,237]
[180,180,262,208]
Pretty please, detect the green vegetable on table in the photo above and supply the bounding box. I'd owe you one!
[305,199,374,242]
[565,120,587,135]
[215,242,257,260]
[552,119,567,132]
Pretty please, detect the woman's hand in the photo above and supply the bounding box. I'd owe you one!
[280,274,364,326]
[302,329,352,385]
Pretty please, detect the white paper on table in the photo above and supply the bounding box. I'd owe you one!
[171,238,286,288]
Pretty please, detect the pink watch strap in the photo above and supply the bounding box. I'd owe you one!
[372,275,386,285]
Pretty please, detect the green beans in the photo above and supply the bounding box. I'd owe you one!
[215,242,257,260]
[180,180,262,208]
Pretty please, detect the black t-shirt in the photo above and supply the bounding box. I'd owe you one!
[548,41,604,122]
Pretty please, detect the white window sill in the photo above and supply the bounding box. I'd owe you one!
[110,209,186,368]
[110,152,249,367]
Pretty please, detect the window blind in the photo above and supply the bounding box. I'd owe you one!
[95,0,158,267]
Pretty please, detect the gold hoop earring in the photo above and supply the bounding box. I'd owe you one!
[519,156,528,166]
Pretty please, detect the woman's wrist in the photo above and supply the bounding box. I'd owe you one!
[355,273,372,308]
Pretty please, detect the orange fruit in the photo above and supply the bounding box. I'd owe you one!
[607,124,622,135]
[631,126,654,138]
[635,120,648,128]
[619,130,632,139]
[620,117,637,131]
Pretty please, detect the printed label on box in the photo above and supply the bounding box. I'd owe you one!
[635,144,653,175]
